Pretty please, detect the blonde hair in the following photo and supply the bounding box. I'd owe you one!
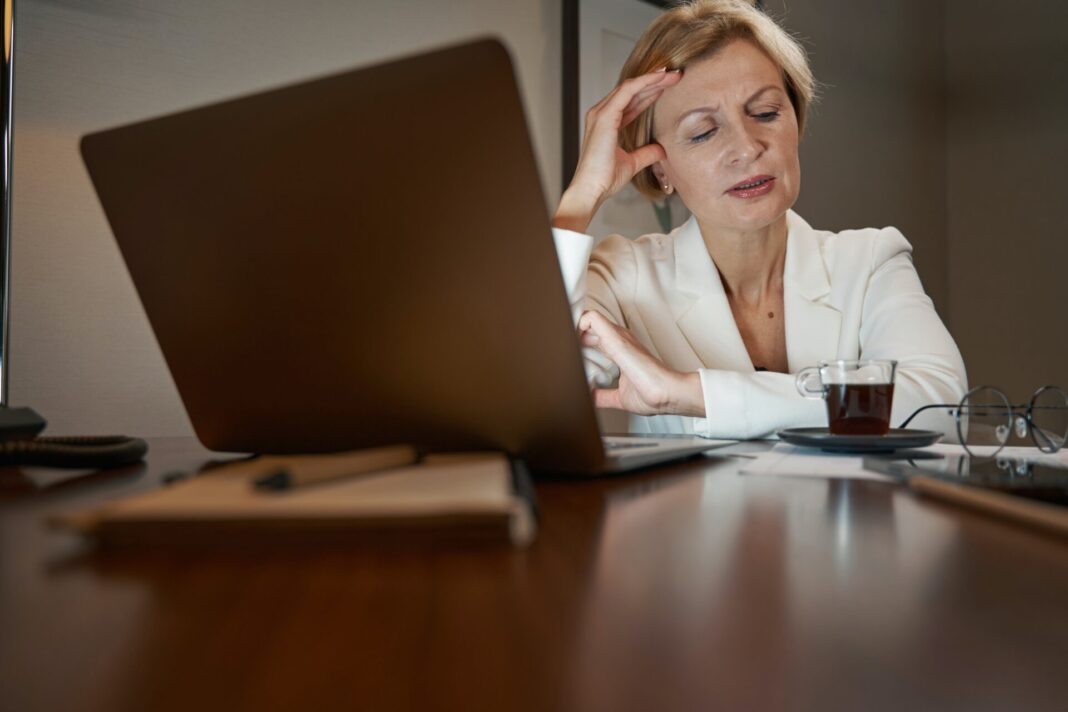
[619,0,815,199]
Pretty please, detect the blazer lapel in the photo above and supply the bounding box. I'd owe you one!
[671,217,755,372]
[665,212,842,374]
[783,211,842,372]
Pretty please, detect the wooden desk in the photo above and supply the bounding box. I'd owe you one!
[2,438,1066,712]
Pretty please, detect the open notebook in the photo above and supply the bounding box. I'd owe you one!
[55,452,536,547]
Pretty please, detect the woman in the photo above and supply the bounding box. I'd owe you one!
[552,0,966,439]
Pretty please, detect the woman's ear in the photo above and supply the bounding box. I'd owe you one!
[651,163,672,195]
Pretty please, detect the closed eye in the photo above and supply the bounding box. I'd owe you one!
[689,128,717,144]
[754,111,780,121]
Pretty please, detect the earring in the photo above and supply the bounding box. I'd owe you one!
[662,183,672,194]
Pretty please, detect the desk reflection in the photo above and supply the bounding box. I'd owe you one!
[567,462,969,711]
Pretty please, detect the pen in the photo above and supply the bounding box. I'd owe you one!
[252,444,420,491]
[908,475,1068,537]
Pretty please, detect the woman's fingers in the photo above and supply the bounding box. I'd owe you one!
[587,69,681,133]
[578,314,624,409]
[579,311,676,416]
[578,310,616,342]
[578,309,610,329]
[628,142,667,174]
[579,311,633,363]
[586,68,665,116]
[598,68,678,113]
[620,88,666,128]
[592,387,623,410]
[601,79,666,125]
[619,75,681,125]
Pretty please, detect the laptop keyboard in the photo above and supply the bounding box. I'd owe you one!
[604,438,660,451]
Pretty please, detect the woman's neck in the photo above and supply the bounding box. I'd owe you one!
[697,214,788,305]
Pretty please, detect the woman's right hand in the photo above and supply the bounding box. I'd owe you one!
[553,68,683,234]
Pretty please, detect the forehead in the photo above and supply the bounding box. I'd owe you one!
[654,38,786,128]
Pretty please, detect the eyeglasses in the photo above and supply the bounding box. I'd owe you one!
[900,385,1068,457]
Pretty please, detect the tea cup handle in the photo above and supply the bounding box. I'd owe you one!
[796,367,824,399]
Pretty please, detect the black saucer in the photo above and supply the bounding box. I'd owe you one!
[777,427,943,454]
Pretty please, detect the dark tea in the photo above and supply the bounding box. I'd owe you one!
[825,383,895,435]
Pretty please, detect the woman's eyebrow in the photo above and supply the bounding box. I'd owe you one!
[744,84,785,105]
[673,105,718,130]
[672,84,784,130]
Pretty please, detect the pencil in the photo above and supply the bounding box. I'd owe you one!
[909,476,1068,537]
[252,444,420,491]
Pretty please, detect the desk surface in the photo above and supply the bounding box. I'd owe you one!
[2,437,1066,712]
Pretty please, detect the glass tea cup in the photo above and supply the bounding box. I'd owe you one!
[796,359,898,435]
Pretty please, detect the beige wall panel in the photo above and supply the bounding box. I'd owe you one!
[946,0,1068,395]
[764,0,948,314]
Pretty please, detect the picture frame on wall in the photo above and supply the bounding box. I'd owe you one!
[1,0,15,403]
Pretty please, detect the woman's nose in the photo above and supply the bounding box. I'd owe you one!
[724,124,764,166]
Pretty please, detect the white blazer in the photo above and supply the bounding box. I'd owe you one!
[552,210,967,439]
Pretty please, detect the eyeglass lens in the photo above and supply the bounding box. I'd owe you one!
[1028,386,1068,453]
[957,386,1012,457]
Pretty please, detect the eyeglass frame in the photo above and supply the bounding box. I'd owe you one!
[899,384,1068,455]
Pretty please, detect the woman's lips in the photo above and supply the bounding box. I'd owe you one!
[727,175,775,198]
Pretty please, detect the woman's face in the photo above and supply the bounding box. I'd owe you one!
[651,39,800,236]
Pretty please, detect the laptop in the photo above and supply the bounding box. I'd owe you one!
[80,37,728,475]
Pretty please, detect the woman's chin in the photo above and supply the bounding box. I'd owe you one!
[702,202,791,236]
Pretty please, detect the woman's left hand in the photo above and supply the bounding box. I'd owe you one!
[578,311,704,417]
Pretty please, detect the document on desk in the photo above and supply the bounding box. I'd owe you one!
[738,443,895,482]
[54,452,536,547]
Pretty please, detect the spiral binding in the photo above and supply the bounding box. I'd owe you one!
[0,436,149,468]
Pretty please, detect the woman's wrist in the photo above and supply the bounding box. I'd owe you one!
[552,184,604,234]
[665,371,706,418]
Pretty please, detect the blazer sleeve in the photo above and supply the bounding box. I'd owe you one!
[551,227,631,387]
[856,229,968,428]
[693,229,967,439]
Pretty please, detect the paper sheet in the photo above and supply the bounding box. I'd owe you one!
[738,443,894,482]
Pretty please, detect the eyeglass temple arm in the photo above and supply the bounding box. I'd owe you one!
[897,403,958,429]
[897,399,1043,429]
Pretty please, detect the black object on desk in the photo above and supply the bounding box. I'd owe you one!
[0,406,147,468]
[778,427,943,453]
[866,454,1068,536]
[0,406,47,441]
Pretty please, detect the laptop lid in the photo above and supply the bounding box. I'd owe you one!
[81,38,613,473]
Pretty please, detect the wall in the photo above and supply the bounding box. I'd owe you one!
[763,0,948,313]
[12,0,562,435]
[946,0,1068,395]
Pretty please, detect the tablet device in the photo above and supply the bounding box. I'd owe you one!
[865,454,1068,536]
[867,454,1068,505]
